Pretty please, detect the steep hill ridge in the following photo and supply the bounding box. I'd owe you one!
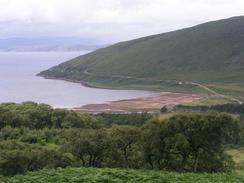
[40,16,244,99]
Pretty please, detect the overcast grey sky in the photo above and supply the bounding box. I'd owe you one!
[1,0,244,43]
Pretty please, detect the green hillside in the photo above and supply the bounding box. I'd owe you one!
[2,167,244,183]
[40,16,244,99]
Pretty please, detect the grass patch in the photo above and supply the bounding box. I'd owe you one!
[206,84,244,101]
[189,96,233,106]
[226,147,244,171]
[2,167,244,183]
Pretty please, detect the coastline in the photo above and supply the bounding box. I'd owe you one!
[38,74,205,113]
[38,74,162,92]
[37,73,201,93]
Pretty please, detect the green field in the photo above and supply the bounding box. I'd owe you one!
[188,96,233,106]
[2,167,244,183]
[206,84,244,101]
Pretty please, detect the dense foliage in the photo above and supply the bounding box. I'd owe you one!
[0,103,241,176]
[2,167,244,183]
[95,112,153,127]
[0,102,99,129]
[0,102,153,129]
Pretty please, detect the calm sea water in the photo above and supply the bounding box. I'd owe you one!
[0,52,151,108]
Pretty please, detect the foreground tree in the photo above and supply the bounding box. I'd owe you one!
[141,113,239,172]
[109,125,142,168]
[64,129,109,167]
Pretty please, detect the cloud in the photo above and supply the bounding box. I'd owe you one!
[0,0,244,43]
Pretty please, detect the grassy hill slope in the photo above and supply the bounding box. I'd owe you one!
[40,16,244,99]
[2,167,244,183]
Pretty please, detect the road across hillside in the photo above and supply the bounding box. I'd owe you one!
[188,82,242,105]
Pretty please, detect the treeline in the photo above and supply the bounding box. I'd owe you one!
[0,102,99,129]
[174,103,244,114]
[0,103,241,175]
[95,112,153,127]
[0,102,153,129]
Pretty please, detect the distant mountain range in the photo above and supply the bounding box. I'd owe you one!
[40,16,244,100]
[0,37,107,51]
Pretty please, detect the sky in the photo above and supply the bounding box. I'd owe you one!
[1,0,244,44]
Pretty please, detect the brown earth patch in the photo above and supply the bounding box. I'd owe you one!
[73,92,205,113]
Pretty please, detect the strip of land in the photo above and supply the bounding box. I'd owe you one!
[74,92,204,113]
[83,70,243,104]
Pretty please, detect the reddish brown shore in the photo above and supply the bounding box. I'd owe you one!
[73,92,204,113]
